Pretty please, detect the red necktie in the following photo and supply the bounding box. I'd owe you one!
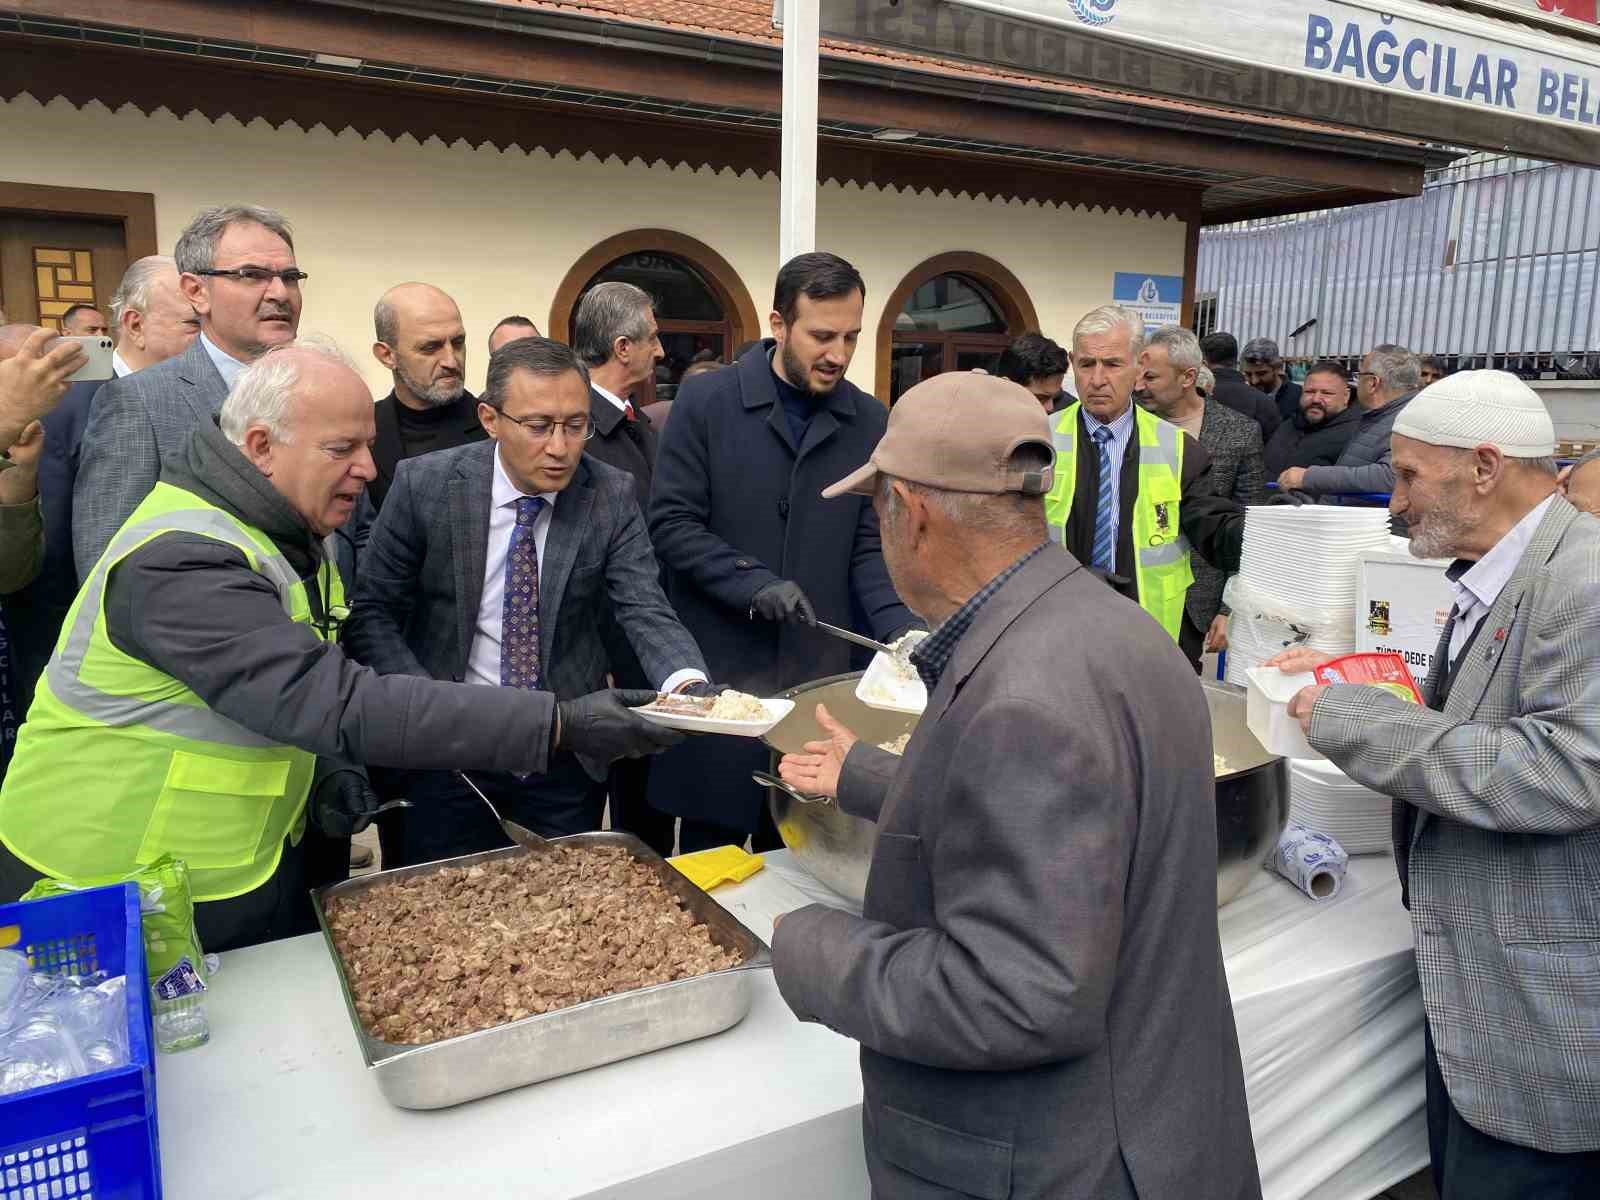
[624,401,637,423]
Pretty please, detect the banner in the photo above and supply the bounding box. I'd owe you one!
[816,0,1600,165]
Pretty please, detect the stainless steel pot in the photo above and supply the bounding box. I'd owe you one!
[762,674,1288,909]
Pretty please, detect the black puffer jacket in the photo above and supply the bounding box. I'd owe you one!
[1263,403,1361,478]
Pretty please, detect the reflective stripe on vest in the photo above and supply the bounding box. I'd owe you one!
[1044,402,1193,641]
[0,482,340,902]
[45,505,301,749]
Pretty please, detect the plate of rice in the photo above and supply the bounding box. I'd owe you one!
[855,630,930,715]
[632,689,795,737]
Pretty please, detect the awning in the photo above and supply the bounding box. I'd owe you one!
[815,0,1600,165]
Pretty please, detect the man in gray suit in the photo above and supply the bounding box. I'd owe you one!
[73,204,303,578]
[344,338,709,866]
[1139,325,1265,667]
[1273,371,1600,1194]
[771,372,1260,1200]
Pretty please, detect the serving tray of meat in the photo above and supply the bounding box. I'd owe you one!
[312,831,771,1109]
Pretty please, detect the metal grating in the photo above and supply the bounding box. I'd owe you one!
[1197,154,1600,372]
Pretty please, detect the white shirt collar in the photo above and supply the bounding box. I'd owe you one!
[199,330,249,388]
[1451,493,1557,615]
[491,444,560,511]
[111,350,133,378]
[591,383,630,414]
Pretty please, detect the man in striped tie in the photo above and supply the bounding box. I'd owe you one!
[1043,304,1245,655]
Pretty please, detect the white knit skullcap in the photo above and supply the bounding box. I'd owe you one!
[1391,369,1554,458]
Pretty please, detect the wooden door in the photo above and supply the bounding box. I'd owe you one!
[0,215,129,329]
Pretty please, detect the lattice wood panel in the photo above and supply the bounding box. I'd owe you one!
[33,246,97,331]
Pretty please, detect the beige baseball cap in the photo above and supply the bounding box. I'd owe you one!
[822,372,1055,499]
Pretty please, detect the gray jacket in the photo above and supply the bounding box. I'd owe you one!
[101,418,561,780]
[1310,497,1600,1153]
[73,338,228,580]
[342,440,705,781]
[773,548,1260,1200]
[1299,392,1414,499]
[1186,398,1265,631]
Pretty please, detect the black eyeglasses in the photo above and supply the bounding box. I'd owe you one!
[497,412,595,441]
[192,266,308,288]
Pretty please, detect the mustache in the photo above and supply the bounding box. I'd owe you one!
[257,304,294,319]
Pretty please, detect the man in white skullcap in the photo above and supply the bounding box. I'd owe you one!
[1269,370,1600,1195]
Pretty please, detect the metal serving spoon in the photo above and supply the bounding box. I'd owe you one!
[752,769,833,808]
[456,770,557,855]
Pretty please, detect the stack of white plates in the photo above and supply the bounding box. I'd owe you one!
[1288,758,1393,854]
[1224,507,1393,686]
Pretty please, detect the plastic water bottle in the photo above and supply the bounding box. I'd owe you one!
[150,957,210,1052]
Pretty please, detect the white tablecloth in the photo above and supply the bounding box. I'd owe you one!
[154,850,1424,1199]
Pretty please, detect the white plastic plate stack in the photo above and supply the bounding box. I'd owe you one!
[1288,758,1393,854]
[1225,507,1393,687]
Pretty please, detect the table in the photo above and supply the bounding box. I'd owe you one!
[155,851,1425,1199]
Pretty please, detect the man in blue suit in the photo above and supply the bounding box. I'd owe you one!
[649,252,916,852]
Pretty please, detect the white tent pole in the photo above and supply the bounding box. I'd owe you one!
[777,0,819,266]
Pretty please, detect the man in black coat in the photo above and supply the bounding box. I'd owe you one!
[1263,359,1362,478]
[572,281,671,853]
[337,283,485,585]
[1242,336,1303,425]
[1202,331,1281,441]
[649,253,917,852]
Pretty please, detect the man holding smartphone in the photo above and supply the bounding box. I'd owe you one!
[0,327,87,592]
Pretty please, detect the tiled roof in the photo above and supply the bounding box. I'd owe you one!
[479,0,1430,150]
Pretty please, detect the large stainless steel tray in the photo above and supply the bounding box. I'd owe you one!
[311,830,771,1110]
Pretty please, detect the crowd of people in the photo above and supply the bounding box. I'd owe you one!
[1,200,1597,1197]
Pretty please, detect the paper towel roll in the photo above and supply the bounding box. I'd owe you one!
[1266,822,1350,901]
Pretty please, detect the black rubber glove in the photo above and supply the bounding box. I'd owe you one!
[556,688,686,763]
[679,679,726,699]
[750,580,816,625]
[310,770,381,838]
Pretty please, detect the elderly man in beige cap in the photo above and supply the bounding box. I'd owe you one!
[771,372,1260,1200]
[1271,369,1600,1195]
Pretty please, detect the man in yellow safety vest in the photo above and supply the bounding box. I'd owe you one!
[0,338,687,950]
[1044,305,1245,660]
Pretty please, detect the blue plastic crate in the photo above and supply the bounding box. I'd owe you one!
[0,883,161,1200]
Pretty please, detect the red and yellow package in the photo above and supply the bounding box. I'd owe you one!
[1311,652,1424,704]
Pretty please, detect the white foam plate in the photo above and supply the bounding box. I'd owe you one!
[632,697,794,737]
[855,652,928,714]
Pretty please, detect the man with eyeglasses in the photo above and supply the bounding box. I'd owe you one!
[344,337,708,867]
[72,204,306,580]
[2,338,683,949]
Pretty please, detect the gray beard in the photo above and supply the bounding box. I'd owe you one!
[397,365,464,409]
[1408,505,1475,560]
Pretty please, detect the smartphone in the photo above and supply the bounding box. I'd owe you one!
[65,335,115,383]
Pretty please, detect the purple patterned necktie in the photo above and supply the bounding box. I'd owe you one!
[500,495,546,690]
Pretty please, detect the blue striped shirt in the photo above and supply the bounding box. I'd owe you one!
[1080,402,1137,557]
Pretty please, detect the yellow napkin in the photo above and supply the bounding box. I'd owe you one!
[668,844,765,892]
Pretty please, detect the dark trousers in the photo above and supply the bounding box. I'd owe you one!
[0,834,313,955]
[1179,609,1207,673]
[609,757,675,857]
[678,804,783,856]
[377,754,606,868]
[1425,1021,1600,1198]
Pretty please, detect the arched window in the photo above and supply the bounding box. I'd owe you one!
[550,230,760,407]
[876,253,1039,404]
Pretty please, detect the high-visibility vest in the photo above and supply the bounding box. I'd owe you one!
[1043,402,1194,641]
[0,482,342,902]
